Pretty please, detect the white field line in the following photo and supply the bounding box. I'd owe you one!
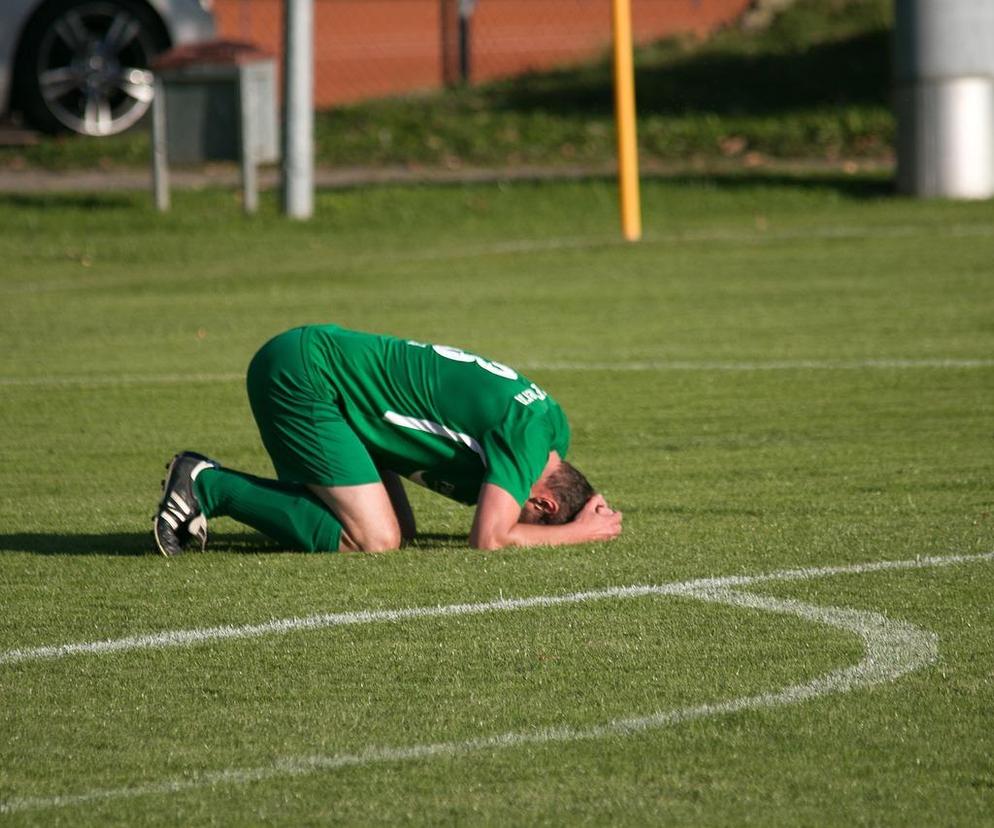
[1,551,989,667]
[0,372,245,388]
[2,357,993,390]
[4,220,994,297]
[3,552,986,815]
[524,358,994,372]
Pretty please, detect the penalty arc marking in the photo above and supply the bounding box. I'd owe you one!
[0,551,991,814]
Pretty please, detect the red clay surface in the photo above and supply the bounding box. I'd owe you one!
[213,0,750,107]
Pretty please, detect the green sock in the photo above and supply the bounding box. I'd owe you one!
[193,468,343,552]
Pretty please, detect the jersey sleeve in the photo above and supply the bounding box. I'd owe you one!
[480,407,556,505]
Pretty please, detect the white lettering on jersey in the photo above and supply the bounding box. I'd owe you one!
[514,382,548,407]
[383,411,487,466]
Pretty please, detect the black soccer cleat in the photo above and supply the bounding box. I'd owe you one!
[153,451,218,557]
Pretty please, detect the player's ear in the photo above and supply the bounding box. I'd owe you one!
[530,495,559,517]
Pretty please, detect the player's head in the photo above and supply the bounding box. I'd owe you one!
[522,461,595,525]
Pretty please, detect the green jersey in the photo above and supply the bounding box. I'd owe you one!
[301,325,570,505]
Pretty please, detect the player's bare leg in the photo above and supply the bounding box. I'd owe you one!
[307,482,403,552]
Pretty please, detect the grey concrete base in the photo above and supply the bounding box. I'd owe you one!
[896,77,994,199]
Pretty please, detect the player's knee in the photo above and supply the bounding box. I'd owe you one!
[353,524,402,553]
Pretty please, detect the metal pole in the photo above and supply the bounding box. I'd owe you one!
[239,65,259,215]
[611,0,641,241]
[441,0,459,87]
[459,9,470,83]
[459,0,476,85]
[282,0,314,219]
[895,0,994,199]
[151,77,170,212]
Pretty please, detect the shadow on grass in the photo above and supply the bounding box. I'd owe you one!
[310,165,894,201]
[0,532,293,556]
[0,532,151,556]
[0,531,470,555]
[0,193,136,211]
[645,170,894,199]
[487,26,890,118]
[407,532,469,550]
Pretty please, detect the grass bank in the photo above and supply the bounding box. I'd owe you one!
[0,0,892,173]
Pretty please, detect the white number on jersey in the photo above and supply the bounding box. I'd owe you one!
[431,344,519,380]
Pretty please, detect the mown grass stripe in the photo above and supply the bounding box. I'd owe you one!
[4,221,994,298]
[1,358,992,389]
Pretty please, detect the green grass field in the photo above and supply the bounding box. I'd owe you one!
[1,174,993,825]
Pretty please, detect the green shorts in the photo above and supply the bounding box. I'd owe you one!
[246,327,381,487]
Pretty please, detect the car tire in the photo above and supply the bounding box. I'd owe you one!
[15,0,169,136]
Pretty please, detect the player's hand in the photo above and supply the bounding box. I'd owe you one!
[573,493,623,541]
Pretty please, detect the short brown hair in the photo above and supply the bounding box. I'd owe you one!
[542,461,595,525]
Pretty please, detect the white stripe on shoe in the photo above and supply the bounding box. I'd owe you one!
[159,511,180,531]
[169,493,192,516]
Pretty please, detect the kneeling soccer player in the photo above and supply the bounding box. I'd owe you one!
[153,324,622,554]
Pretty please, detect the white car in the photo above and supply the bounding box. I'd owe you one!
[1,0,215,136]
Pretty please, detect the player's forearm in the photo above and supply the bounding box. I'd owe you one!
[471,520,592,550]
[506,520,597,548]
[469,482,622,550]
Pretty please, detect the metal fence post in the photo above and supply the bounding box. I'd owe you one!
[283,0,314,219]
[459,0,475,84]
[239,65,259,214]
[151,77,170,212]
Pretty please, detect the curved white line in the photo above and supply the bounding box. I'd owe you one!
[0,551,989,815]
[2,551,988,666]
